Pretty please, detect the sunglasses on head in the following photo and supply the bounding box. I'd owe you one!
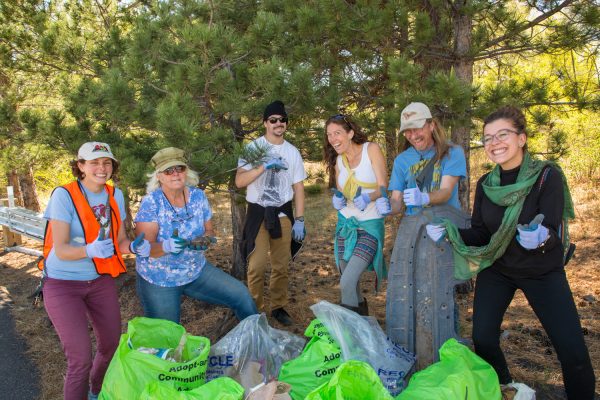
[330,113,351,125]
[162,165,187,175]
[267,117,288,124]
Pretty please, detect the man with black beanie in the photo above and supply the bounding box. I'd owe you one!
[235,100,306,326]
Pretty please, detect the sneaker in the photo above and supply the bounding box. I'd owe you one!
[88,390,99,400]
[271,308,293,326]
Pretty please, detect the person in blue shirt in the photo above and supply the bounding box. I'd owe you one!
[41,142,150,400]
[389,102,467,213]
[134,147,258,324]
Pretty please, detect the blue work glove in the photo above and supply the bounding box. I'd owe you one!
[403,187,430,207]
[130,233,151,257]
[426,224,446,243]
[331,189,346,210]
[517,214,549,250]
[376,186,391,216]
[292,219,306,242]
[353,187,370,211]
[375,197,391,216]
[162,236,187,254]
[263,156,288,170]
[85,235,114,259]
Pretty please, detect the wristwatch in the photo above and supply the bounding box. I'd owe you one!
[295,216,304,222]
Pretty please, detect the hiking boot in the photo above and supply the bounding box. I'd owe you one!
[271,308,293,326]
[358,297,369,316]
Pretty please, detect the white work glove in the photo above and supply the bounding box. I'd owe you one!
[292,219,306,242]
[426,224,446,243]
[375,197,391,216]
[403,187,430,207]
[131,239,151,257]
[162,236,187,254]
[517,224,549,250]
[85,235,114,259]
[332,193,346,210]
[353,193,371,211]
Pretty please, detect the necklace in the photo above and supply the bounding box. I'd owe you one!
[162,189,190,223]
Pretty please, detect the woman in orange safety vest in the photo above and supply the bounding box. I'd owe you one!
[40,142,150,400]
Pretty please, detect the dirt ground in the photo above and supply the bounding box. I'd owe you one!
[0,182,599,400]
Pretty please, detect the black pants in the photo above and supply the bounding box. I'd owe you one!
[472,267,595,399]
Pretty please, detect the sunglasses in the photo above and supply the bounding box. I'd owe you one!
[267,117,288,124]
[330,113,351,126]
[162,165,187,175]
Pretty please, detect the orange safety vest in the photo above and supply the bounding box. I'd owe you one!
[38,181,127,277]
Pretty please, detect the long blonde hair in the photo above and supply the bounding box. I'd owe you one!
[145,168,200,193]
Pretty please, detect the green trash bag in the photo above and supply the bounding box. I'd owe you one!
[303,319,334,341]
[396,338,501,400]
[99,317,211,399]
[304,360,394,400]
[278,328,342,399]
[278,319,342,399]
[139,377,244,400]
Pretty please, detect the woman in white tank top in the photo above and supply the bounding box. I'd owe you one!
[323,114,391,315]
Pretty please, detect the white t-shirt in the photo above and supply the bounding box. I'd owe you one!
[238,135,306,207]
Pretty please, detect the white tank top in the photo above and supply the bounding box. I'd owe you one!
[336,142,380,220]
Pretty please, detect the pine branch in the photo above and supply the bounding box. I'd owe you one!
[474,44,537,60]
[483,0,576,50]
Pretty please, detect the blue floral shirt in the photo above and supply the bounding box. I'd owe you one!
[134,186,212,287]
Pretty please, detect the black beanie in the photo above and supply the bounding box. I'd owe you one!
[263,100,287,121]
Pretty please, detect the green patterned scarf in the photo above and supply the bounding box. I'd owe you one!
[409,157,442,193]
[442,152,574,280]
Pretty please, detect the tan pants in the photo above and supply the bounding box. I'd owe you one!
[247,217,292,312]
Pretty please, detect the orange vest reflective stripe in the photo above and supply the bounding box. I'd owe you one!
[38,181,127,277]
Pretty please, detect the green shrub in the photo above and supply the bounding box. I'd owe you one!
[305,183,324,196]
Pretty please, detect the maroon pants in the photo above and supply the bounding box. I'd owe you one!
[43,275,121,400]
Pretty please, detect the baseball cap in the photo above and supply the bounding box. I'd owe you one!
[150,147,188,172]
[400,102,432,132]
[77,142,117,161]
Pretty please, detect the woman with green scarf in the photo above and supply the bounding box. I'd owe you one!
[426,106,594,399]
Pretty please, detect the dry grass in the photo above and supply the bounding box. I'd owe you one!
[0,182,599,399]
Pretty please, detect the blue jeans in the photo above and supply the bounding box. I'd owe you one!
[136,263,258,323]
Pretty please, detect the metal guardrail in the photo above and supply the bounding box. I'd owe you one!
[0,206,45,241]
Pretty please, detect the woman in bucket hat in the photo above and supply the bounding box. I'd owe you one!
[40,141,151,400]
[134,147,258,324]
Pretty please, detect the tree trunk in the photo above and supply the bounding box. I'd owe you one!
[18,165,41,212]
[229,115,247,280]
[384,124,398,173]
[451,4,474,212]
[230,188,247,280]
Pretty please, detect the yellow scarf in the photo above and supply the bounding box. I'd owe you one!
[340,153,378,200]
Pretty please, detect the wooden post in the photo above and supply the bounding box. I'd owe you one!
[1,187,23,246]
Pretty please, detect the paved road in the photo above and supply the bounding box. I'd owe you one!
[0,292,40,400]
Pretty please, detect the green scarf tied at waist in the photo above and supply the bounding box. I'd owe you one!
[441,151,574,280]
[334,214,387,288]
